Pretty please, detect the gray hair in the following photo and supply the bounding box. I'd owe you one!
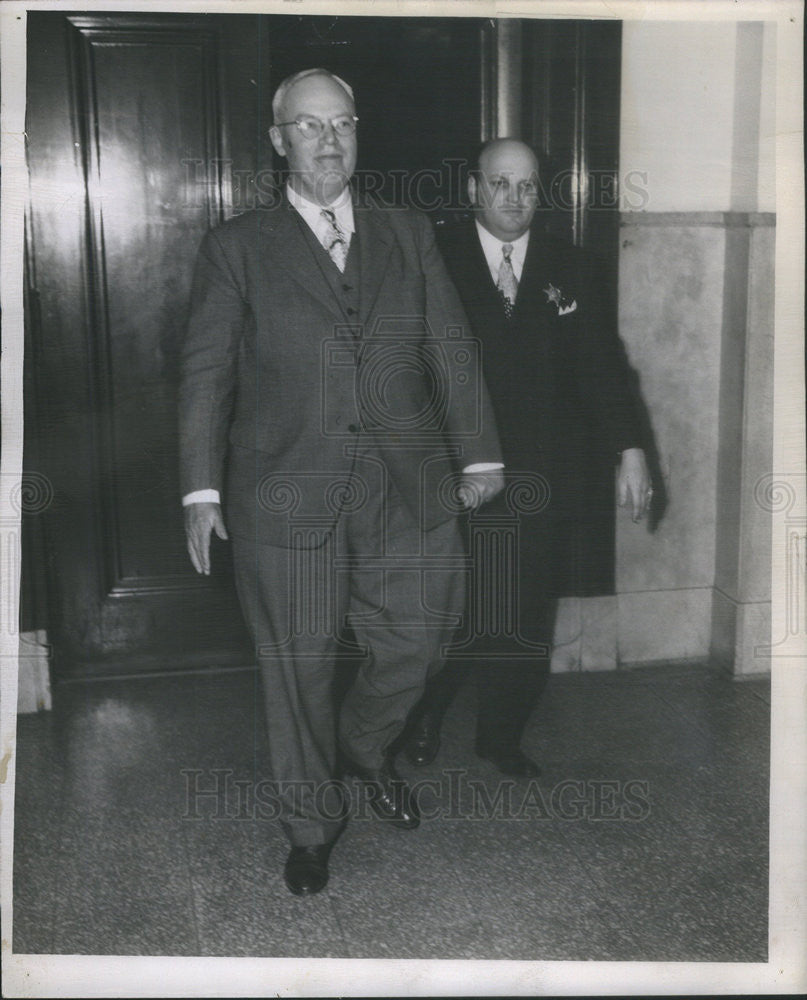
[272,68,355,123]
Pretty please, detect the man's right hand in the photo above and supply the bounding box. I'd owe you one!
[184,502,229,575]
[457,468,505,510]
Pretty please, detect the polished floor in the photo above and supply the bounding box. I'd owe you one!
[13,660,769,960]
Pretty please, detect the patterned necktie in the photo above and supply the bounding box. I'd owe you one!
[320,208,348,272]
[497,243,518,318]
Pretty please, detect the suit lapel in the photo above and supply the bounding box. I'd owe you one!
[511,227,550,324]
[452,223,507,331]
[354,201,393,324]
[258,199,345,320]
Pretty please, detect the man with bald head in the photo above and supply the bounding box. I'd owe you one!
[179,70,503,895]
[401,138,652,776]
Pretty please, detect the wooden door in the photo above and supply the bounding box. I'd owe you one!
[523,19,627,596]
[26,13,263,676]
[522,19,622,256]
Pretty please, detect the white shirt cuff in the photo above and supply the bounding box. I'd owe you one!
[462,463,505,474]
[182,489,221,506]
[183,469,503,505]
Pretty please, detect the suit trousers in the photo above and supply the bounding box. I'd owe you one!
[232,477,464,847]
[411,498,555,754]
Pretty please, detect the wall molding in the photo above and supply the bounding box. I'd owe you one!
[620,211,776,228]
[17,630,52,713]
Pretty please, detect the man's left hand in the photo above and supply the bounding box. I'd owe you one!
[617,447,653,522]
[457,468,505,510]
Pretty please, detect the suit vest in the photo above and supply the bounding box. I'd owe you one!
[292,209,362,332]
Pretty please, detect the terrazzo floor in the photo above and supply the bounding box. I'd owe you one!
[12,660,769,960]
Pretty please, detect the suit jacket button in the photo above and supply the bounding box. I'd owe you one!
[346,307,357,316]
[348,423,360,433]
[342,283,353,292]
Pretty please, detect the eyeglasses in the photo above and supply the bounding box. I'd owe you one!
[274,115,359,139]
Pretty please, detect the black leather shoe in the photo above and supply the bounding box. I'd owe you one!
[343,755,420,829]
[284,843,332,896]
[475,745,542,778]
[403,715,441,767]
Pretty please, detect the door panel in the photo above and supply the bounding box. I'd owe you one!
[522,19,622,256]
[27,14,256,675]
[72,21,224,592]
[522,19,624,596]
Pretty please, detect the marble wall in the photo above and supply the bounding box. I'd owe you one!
[711,219,775,673]
[620,22,776,215]
[550,20,777,675]
[551,212,775,674]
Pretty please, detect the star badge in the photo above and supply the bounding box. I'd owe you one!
[544,283,578,316]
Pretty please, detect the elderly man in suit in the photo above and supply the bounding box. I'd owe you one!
[179,69,503,895]
[400,138,652,777]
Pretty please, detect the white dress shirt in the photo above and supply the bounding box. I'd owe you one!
[286,182,356,247]
[458,224,529,476]
[183,190,502,506]
[475,221,530,285]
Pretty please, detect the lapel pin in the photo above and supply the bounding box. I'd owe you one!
[544,283,577,316]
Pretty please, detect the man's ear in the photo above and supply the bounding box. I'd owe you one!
[269,125,286,158]
[467,174,477,206]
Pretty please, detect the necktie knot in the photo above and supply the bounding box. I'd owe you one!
[321,208,348,272]
[497,243,518,318]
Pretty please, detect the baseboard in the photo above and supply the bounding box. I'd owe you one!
[17,630,52,713]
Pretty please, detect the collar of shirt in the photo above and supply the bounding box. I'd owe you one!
[286,183,355,248]
[475,221,530,284]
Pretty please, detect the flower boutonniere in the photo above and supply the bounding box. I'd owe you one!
[543,283,578,316]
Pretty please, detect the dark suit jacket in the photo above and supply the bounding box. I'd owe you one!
[179,197,503,547]
[435,219,644,592]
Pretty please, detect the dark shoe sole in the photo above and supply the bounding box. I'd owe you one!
[340,759,421,830]
[366,798,420,829]
[475,748,542,778]
[284,845,332,896]
[284,870,329,896]
[403,740,440,767]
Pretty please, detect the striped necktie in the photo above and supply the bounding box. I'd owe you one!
[321,208,348,272]
[497,243,518,318]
